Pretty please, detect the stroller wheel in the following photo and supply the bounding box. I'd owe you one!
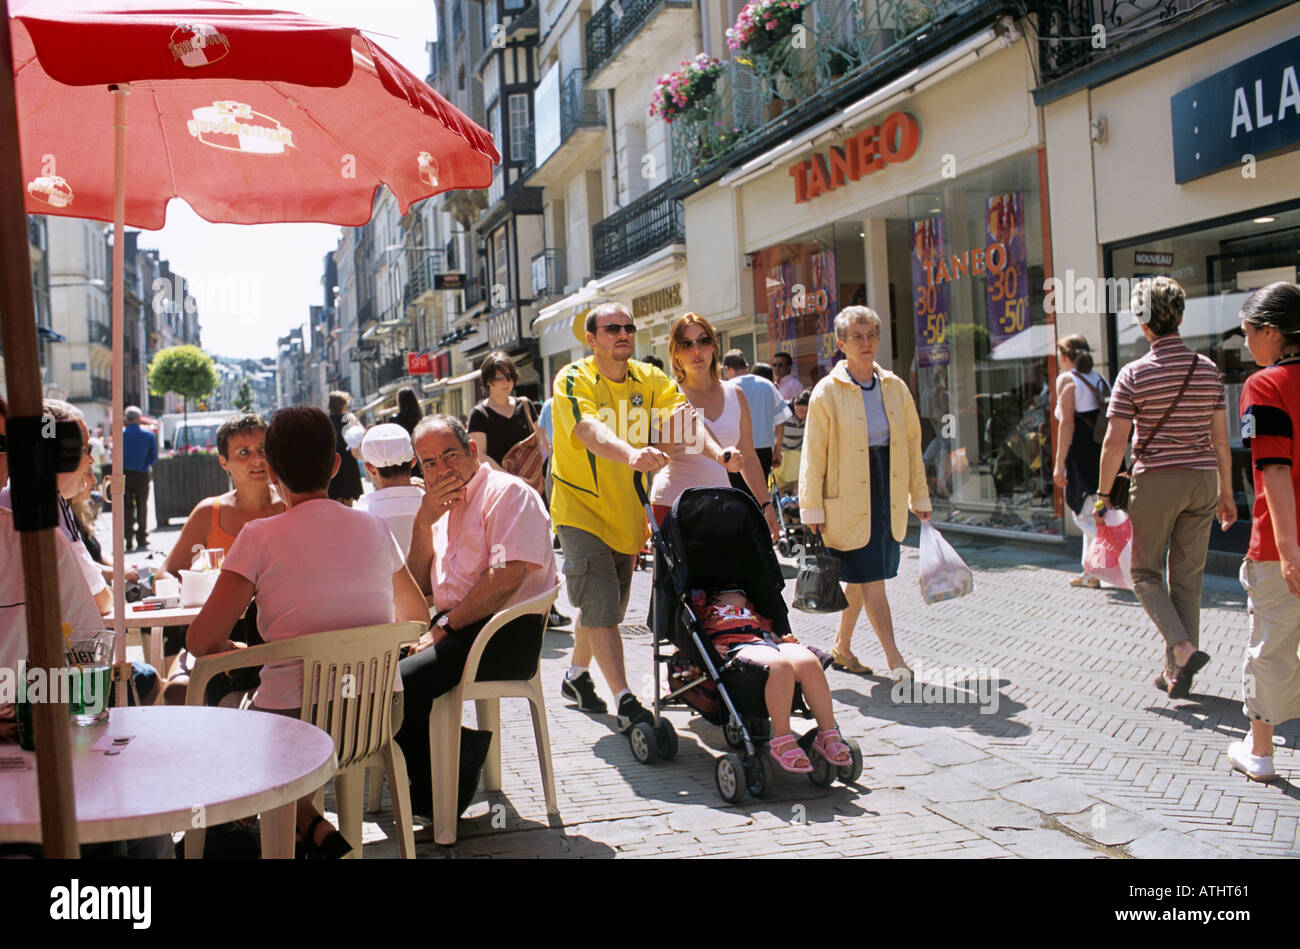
[715,754,747,804]
[629,721,659,765]
[655,718,678,761]
[777,539,790,558]
[837,736,864,785]
[802,730,836,787]
[723,718,746,751]
[745,751,777,800]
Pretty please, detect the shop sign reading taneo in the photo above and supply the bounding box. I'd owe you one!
[789,112,920,203]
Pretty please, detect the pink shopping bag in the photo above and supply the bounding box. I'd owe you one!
[1083,508,1133,589]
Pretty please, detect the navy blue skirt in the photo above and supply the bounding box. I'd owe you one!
[828,445,900,583]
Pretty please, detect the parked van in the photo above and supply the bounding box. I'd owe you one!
[160,410,240,450]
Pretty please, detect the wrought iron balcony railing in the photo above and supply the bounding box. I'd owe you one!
[90,376,112,401]
[1032,0,1220,85]
[560,68,605,141]
[403,251,445,303]
[669,0,989,181]
[531,248,567,299]
[592,180,685,278]
[586,0,693,78]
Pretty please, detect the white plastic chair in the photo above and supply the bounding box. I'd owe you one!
[427,583,561,845]
[183,621,425,859]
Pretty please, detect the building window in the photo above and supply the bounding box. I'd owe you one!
[508,93,530,163]
[503,0,526,10]
[488,102,501,159]
[493,228,509,303]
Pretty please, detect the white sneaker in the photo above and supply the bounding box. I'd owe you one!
[1228,740,1277,782]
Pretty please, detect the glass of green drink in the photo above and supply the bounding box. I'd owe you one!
[65,632,114,726]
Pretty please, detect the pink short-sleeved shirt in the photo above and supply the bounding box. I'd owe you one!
[222,498,405,709]
[428,465,558,610]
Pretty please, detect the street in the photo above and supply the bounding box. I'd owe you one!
[121,502,1298,859]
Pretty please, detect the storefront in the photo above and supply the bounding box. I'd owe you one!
[1046,3,1300,565]
[687,28,1058,538]
[533,245,690,393]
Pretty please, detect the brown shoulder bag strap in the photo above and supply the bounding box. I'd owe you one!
[1134,355,1199,461]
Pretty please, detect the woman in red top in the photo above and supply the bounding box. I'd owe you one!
[1233,282,1300,782]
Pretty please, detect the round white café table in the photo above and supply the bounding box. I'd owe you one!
[105,604,204,693]
[0,706,337,858]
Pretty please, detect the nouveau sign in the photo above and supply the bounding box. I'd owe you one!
[1170,34,1300,183]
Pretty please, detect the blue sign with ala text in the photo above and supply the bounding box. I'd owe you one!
[1171,34,1300,184]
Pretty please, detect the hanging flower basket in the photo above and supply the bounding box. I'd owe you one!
[650,54,723,124]
[726,0,808,58]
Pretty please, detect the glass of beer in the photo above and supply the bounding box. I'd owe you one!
[65,632,114,726]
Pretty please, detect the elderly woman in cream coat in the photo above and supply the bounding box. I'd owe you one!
[800,306,931,682]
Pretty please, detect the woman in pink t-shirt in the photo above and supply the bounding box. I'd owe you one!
[188,406,428,858]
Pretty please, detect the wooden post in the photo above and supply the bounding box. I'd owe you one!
[0,0,80,857]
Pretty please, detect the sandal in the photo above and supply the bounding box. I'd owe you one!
[831,649,873,675]
[811,727,853,767]
[1166,650,1211,700]
[299,815,352,860]
[769,733,813,774]
[1068,574,1101,588]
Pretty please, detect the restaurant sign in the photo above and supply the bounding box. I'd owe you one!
[789,112,920,203]
[631,284,681,320]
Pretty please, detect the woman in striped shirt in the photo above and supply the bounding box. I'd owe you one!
[1097,277,1237,699]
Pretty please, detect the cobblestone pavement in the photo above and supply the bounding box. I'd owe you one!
[127,517,1300,859]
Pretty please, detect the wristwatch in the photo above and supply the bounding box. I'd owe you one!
[761,499,773,511]
[433,610,456,636]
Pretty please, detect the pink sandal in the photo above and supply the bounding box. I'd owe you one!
[812,727,853,767]
[769,733,813,774]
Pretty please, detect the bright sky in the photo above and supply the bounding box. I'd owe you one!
[137,0,439,361]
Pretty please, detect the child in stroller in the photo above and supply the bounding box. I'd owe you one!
[694,585,852,773]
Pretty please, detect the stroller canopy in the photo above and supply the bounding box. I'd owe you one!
[652,487,792,645]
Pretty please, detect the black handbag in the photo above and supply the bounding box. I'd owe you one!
[792,533,849,613]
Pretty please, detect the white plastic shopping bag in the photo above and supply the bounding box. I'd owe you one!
[1083,508,1133,589]
[918,521,974,604]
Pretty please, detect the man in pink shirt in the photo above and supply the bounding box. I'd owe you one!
[396,415,558,815]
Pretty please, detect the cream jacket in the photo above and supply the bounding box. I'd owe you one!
[798,360,931,551]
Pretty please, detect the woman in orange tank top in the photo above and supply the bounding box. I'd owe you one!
[160,414,283,704]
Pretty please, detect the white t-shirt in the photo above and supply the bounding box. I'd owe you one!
[222,498,406,709]
[0,483,106,597]
[356,484,424,557]
[0,507,107,674]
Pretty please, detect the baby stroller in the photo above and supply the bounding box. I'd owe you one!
[768,471,805,558]
[634,476,863,803]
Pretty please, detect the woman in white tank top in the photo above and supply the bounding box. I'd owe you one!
[650,313,779,540]
[1051,333,1108,588]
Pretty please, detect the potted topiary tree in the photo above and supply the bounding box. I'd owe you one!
[146,345,227,525]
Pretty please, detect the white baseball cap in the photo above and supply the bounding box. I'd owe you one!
[360,423,413,468]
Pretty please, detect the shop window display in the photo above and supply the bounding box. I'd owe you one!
[1106,203,1300,555]
[752,151,1059,536]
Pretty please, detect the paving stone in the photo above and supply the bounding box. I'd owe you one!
[1002,829,1107,859]
[1001,777,1100,815]
[1059,806,1163,847]
[1125,829,1238,859]
[946,756,1039,790]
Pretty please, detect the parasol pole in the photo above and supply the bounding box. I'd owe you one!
[109,84,128,704]
[0,0,78,856]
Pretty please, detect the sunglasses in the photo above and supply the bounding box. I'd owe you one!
[678,335,713,350]
[598,323,636,336]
